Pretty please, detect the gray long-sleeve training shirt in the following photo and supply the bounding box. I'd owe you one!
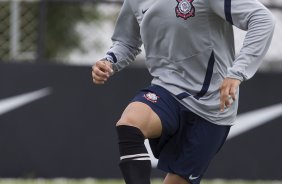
[103,0,275,125]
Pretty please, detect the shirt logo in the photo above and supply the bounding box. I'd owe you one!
[175,0,195,20]
[144,92,159,103]
[142,8,149,14]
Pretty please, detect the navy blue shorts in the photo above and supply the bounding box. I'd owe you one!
[131,85,230,184]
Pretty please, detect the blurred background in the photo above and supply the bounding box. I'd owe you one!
[0,0,281,183]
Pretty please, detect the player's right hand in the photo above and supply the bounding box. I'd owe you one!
[92,60,114,85]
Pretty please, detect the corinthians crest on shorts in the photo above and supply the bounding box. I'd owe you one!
[175,0,195,20]
[144,92,159,103]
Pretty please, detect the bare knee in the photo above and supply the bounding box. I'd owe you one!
[116,115,140,129]
[116,102,162,138]
[116,104,144,130]
[116,113,148,138]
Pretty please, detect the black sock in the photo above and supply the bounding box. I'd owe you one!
[116,125,151,184]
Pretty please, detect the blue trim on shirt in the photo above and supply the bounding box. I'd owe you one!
[194,51,215,100]
[224,0,233,24]
[106,52,118,63]
[176,92,191,100]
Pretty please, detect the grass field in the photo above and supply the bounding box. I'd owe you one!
[0,179,282,184]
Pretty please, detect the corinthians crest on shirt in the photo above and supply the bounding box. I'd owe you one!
[175,0,195,20]
[144,92,159,103]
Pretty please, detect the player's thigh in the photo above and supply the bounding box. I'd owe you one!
[116,101,162,139]
[163,173,190,184]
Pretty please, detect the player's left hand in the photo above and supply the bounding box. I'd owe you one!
[219,78,241,112]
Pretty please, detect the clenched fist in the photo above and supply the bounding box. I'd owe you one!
[219,78,241,112]
[92,60,114,84]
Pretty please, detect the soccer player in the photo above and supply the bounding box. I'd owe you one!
[91,0,275,183]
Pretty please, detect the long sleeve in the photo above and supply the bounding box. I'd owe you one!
[209,0,275,81]
[103,0,142,72]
